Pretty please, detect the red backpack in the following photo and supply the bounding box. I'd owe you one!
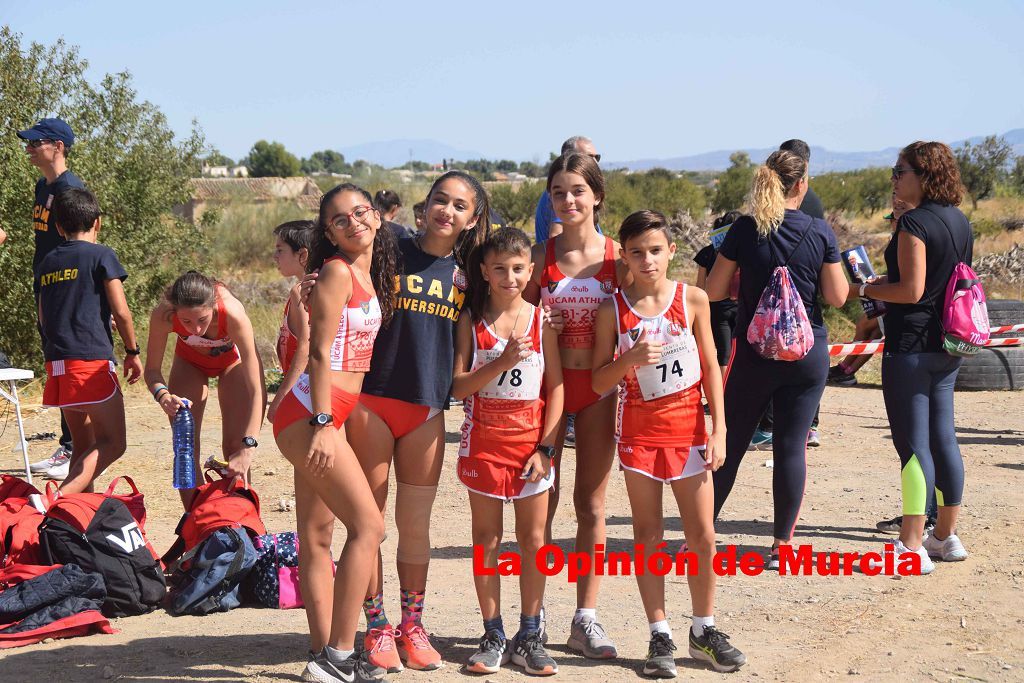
[0,476,44,567]
[163,473,267,569]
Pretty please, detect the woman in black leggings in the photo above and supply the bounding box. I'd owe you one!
[855,141,972,574]
[706,150,847,567]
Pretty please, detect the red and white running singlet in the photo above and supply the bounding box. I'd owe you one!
[458,305,545,467]
[276,298,299,373]
[325,256,381,372]
[539,236,618,350]
[614,282,706,448]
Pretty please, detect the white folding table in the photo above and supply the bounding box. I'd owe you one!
[0,368,35,483]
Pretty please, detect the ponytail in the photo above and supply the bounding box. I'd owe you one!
[749,150,807,236]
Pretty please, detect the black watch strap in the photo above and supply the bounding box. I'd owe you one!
[310,412,333,427]
[537,444,556,459]
[125,346,142,355]
[242,436,258,448]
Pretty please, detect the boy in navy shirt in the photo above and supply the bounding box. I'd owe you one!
[35,188,142,494]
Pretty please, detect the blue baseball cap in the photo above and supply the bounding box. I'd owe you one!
[17,118,75,148]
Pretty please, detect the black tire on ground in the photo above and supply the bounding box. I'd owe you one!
[955,346,1024,391]
[986,299,1024,339]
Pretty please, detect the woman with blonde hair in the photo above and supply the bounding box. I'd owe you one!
[705,150,847,567]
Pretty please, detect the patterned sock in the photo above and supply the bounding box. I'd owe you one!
[400,588,425,631]
[483,616,506,641]
[363,592,388,631]
[516,613,542,640]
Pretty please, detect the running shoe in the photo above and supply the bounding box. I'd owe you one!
[866,539,934,575]
[923,533,968,562]
[766,546,780,571]
[748,429,773,451]
[806,429,820,447]
[466,629,510,674]
[511,631,558,675]
[642,631,678,678]
[876,515,937,535]
[44,459,70,480]
[566,615,617,659]
[303,649,385,683]
[564,414,576,448]
[363,624,403,672]
[688,626,746,673]
[30,447,70,474]
[397,622,443,671]
[827,365,858,387]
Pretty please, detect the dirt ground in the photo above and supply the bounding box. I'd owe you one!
[1,381,1022,683]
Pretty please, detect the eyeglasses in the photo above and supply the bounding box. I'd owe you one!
[891,166,919,181]
[331,205,376,230]
[26,139,54,149]
[589,153,602,163]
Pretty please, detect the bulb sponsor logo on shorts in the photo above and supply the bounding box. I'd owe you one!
[461,467,479,478]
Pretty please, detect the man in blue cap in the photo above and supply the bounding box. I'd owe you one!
[17,117,87,480]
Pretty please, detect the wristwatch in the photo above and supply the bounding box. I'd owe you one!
[310,412,333,427]
[242,436,258,449]
[125,346,142,355]
[858,283,869,298]
[537,444,556,459]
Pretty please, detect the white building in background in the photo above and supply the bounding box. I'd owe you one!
[201,164,249,178]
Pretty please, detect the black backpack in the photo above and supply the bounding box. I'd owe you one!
[38,491,166,617]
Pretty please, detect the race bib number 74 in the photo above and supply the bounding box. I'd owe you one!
[634,335,701,401]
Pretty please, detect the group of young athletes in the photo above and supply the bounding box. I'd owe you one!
[24,120,974,683]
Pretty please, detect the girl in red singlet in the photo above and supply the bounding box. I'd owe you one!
[144,271,266,507]
[268,220,315,424]
[524,152,632,660]
[274,184,399,683]
[453,228,563,675]
[592,211,745,676]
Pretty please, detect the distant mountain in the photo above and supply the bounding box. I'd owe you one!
[339,139,486,168]
[606,129,1024,173]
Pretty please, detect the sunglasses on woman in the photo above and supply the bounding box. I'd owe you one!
[891,165,919,181]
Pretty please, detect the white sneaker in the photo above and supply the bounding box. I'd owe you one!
[30,448,70,474]
[866,539,935,575]
[44,460,70,480]
[923,533,968,562]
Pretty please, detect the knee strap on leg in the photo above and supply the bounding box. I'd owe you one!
[395,482,437,564]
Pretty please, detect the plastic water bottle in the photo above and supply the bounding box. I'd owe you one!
[172,399,196,490]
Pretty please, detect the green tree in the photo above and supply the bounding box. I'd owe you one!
[518,161,542,178]
[400,160,430,172]
[712,151,755,213]
[247,139,301,177]
[302,149,348,175]
[0,27,206,367]
[1011,156,1024,196]
[203,148,234,168]
[957,135,1012,210]
[489,181,543,230]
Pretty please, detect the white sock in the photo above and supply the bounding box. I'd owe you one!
[649,620,672,639]
[574,608,597,623]
[324,645,354,664]
[691,615,715,638]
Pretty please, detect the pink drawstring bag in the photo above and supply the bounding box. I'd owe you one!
[746,228,815,361]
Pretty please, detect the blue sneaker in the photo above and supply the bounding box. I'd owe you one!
[748,429,773,451]
[564,414,576,448]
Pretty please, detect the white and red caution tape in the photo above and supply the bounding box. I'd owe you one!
[828,336,1024,357]
[989,323,1024,334]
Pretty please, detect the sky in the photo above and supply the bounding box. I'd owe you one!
[3,0,1023,163]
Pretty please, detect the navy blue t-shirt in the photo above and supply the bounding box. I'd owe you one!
[362,237,466,408]
[35,240,127,362]
[883,201,973,354]
[32,171,87,272]
[719,209,840,338]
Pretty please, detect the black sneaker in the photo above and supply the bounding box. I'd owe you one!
[827,365,858,387]
[688,626,746,673]
[466,629,510,674]
[766,546,780,571]
[642,631,677,678]
[876,515,937,535]
[303,649,385,683]
[511,631,558,676]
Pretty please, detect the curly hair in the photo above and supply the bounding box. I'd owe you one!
[899,141,964,206]
[311,183,400,326]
